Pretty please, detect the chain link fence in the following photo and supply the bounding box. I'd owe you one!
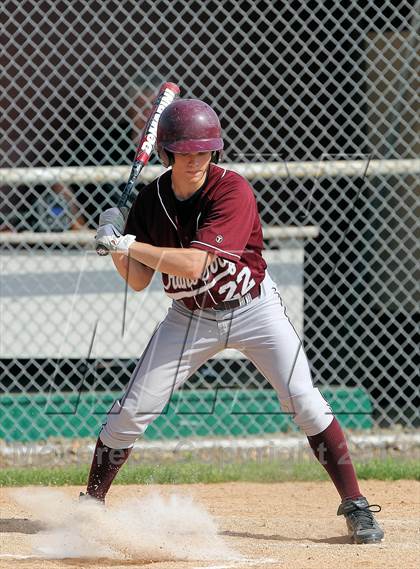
[1,0,419,442]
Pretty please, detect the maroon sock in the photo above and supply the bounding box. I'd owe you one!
[307,417,362,501]
[86,437,132,501]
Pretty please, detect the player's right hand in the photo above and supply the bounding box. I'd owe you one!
[98,207,129,234]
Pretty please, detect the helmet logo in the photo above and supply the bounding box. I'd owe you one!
[215,234,223,244]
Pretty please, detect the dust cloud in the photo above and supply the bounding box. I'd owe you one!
[12,488,240,562]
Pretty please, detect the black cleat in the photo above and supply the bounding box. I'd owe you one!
[337,496,384,544]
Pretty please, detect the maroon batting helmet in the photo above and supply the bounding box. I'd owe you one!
[156,99,224,167]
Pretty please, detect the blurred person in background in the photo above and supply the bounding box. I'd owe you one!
[0,182,87,233]
[31,182,87,232]
[0,69,161,233]
[60,67,164,226]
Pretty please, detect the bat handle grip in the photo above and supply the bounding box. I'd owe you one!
[96,243,110,256]
[118,162,144,208]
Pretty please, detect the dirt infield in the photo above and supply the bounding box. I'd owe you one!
[1,481,419,569]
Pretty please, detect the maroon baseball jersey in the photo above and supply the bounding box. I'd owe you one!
[125,163,267,309]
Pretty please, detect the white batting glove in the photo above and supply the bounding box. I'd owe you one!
[98,207,129,234]
[95,224,136,254]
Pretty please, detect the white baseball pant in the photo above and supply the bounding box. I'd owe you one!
[100,272,333,448]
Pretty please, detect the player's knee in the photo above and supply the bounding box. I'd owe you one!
[280,387,333,436]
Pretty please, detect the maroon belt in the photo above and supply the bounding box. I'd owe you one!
[211,284,261,311]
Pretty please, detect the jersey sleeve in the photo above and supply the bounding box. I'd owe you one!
[190,179,256,262]
[124,189,154,245]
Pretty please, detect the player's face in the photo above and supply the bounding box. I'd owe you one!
[172,152,212,184]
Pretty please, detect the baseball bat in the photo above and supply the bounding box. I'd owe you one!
[96,81,180,256]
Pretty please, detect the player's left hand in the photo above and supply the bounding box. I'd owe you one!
[95,224,136,254]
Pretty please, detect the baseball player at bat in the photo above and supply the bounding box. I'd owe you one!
[84,99,383,544]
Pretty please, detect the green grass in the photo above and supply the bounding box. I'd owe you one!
[1,457,418,487]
